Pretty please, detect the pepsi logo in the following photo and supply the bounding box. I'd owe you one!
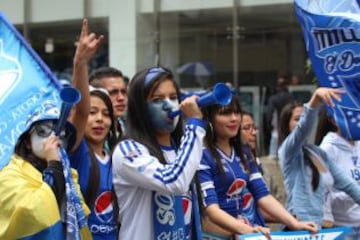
[94,191,113,223]
[227,178,246,197]
[242,192,254,210]
[182,195,192,225]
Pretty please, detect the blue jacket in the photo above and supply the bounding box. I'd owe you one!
[278,104,360,228]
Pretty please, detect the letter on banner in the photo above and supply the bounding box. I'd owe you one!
[295,0,360,140]
[0,12,62,169]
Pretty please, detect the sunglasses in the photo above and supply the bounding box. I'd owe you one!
[30,120,69,146]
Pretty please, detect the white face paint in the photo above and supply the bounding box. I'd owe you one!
[29,120,61,159]
[30,130,47,159]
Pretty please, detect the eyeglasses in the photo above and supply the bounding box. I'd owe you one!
[144,67,168,87]
[241,124,258,132]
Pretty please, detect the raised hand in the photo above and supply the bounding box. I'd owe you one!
[73,19,104,66]
[309,87,345,108]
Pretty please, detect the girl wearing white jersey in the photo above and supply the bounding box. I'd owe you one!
[112,67,205,240]
[315,106,360,239]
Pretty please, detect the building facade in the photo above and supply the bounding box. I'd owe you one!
[1,0,313,154]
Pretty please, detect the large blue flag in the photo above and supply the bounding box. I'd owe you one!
[0,12,62,169]
[295,0,360,140]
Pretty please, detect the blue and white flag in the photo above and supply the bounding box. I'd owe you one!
[295,0,360,140]
[0,12,61,169]
[240,227,350,240]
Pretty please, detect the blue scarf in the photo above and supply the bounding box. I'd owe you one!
[59,147,87,240]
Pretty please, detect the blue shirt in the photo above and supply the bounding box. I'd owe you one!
[70,139,118,240]
[198,146,269,226]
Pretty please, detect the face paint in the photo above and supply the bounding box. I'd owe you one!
[29,120,68,159]
[147,98,180,133]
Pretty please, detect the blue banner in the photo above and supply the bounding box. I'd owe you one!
[0,12,61,169]
[240,227,350,240]
[295,0,360,140]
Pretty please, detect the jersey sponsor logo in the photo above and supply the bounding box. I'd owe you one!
[155,193,176,226]
[226,178,246,198]
[90,223,117,234]
[182,194,192,225]
[94,191,114,223]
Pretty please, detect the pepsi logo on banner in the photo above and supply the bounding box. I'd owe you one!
[0,12,62,169]
[295,0,360,140]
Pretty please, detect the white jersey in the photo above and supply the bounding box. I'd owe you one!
[320,132,360,227]
[112,119,205,240]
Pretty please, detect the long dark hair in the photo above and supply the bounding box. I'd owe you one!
[202,95,249,176]
[315,104,338,145]
[84,89,120,221]
[278,101,320,191]
[124,67,184,164]
[277,101,303,147]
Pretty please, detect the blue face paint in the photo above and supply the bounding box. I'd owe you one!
[147,98,179,133]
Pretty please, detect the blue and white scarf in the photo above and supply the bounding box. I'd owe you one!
[59,147,87,240]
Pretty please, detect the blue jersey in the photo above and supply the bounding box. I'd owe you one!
[198,147,269,226]
[70,139,118,240]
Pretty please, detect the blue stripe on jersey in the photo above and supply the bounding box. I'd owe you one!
[158,125,193,176]
[119,139,143,161]
[153,125,197,184]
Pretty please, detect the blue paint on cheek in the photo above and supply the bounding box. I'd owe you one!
[147,100,179,132]
[147,102,170,130]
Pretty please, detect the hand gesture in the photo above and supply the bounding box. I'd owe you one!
[309,87,345,108]
[73,19,104,66]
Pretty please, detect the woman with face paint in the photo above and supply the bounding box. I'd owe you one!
[112,67,205,240]
[0,19,102,239]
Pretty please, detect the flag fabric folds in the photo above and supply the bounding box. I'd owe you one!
[0,11,62,169]
[0,12,90,240]
[295,0,360,140]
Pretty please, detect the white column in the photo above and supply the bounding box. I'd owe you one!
[108,0,137,79]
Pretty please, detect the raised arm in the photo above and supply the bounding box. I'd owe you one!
[69,19,104,151]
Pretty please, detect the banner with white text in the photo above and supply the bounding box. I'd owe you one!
[295,0,360,140]
[0,12,61,169]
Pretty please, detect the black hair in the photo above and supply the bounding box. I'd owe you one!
[89,66,124,86]
[84,89,121,223]
[278,101,320,191]
[202,95,249,177]
[124,67,183,164]
[278,101,303,147]
[241,111,263,174]
[314,104,338,145]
